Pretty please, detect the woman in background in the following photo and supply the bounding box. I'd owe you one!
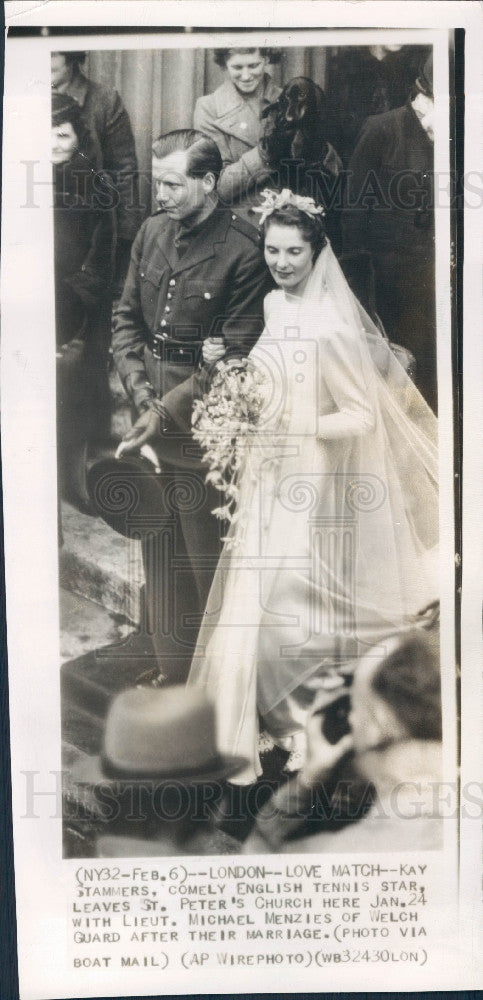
[194,47,281,211]
[52,93,116,510]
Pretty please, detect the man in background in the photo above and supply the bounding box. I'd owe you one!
[51,50,141,288]
[342,53,436,411]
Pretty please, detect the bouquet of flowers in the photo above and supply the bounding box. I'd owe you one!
[192,358,266,525]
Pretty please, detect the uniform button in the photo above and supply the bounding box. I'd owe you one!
[232,215,237,220]
[160,319,167,327]
[179,349,184,355]
[204,292,211,300]
[165,305,170,312]
[240,122,247,130]
[169,278,176,286]
[140,271,145,277]
[167,292,173,300]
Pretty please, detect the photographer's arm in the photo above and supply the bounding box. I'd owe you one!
[242,689,354,854]
[299,704,354,789]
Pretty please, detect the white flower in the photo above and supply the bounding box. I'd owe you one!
[253,188,326,227]
[191,364,267,526]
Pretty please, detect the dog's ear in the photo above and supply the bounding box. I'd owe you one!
[261,101,279,120]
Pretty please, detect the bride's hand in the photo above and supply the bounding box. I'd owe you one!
[202,337,226,365]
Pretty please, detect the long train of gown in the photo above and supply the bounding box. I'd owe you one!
[188,287,439,783]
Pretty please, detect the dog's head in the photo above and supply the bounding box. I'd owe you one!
[263,76,328,129]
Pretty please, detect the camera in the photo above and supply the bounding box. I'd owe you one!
[321,692,352,745]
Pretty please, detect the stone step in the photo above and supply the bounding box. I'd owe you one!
[59,501,144,625]
[59,587,134,663]
[60,634,158,718]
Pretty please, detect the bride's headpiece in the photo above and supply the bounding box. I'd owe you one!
[253,188,326,227]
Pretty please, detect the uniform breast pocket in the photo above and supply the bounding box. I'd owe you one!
[183,280,221,304]
[183,280,223,333]
[139,261,164,319]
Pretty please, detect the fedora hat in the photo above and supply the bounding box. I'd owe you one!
[70,685,248,786]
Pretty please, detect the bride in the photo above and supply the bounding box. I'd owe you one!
[188,189,439,784]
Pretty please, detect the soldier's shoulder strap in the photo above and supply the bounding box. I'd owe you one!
[227,210,261,247]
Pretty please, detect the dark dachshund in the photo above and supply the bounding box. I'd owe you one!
[260,77,343,248]
[261,76,330,164]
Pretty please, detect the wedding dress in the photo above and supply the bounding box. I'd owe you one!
[188,243,439,784]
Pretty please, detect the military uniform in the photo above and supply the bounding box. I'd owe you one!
[112,203,272,681]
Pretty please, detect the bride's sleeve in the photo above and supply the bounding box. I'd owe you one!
[317,326,376,440]
[263,290,276,323]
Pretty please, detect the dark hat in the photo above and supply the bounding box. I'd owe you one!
[415,52,433,98]
[87,432,207,536]
[70,685,248,787]
[86,447,166,537]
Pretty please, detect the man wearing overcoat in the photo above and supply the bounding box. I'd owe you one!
[112,129,272,682]
[51,51,142,276]
[342,54,436,411]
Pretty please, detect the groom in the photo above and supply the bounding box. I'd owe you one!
[112,129,271,682]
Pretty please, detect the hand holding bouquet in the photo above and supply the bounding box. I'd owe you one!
[192,358,266,525]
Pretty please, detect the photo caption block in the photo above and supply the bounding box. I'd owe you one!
[68,856,445,977]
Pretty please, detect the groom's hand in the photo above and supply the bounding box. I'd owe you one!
[116,407,160,456]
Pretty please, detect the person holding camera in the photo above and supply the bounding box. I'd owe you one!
[244,628,443,853]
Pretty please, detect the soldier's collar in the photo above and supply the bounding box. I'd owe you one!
[174,200,218,240]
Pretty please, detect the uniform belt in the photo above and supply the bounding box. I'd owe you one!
[150,334,202,363]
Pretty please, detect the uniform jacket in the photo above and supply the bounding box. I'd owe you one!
[194,75,281,205]
[342,101,434,259]
[63,69,141,242]
[112,204,272,429]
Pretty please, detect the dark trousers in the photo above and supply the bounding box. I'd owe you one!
[140,459,223,684]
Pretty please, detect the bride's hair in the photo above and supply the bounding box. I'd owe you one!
[260,203,327,261]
